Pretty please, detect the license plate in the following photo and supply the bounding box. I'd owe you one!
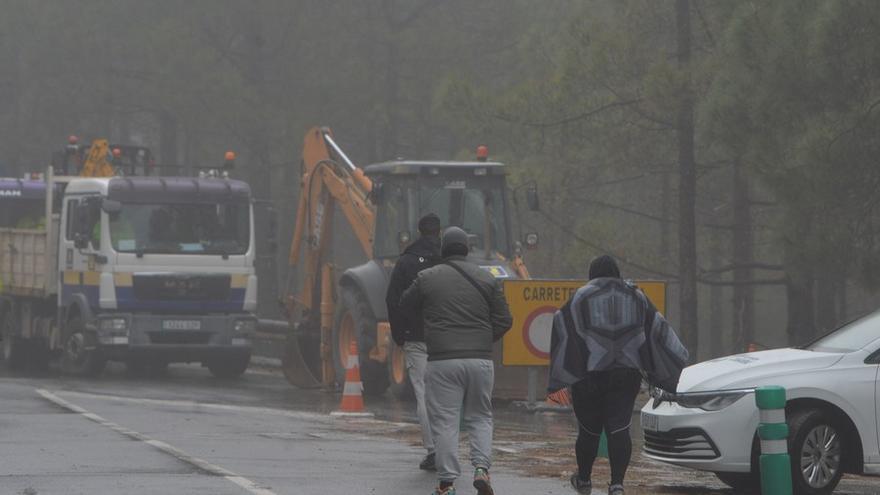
[162,320,201,330]
[641,411,660,431]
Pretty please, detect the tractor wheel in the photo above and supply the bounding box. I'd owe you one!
[333,286,389,396]
[388,343,414,400]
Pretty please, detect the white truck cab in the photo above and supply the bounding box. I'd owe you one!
[0,169,258,377]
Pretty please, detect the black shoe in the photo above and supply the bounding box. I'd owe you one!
[570,474,592,493]
[608,483,624,495]
[419,453,436,471]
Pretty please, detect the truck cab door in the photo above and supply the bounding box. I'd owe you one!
[59,196,102,310]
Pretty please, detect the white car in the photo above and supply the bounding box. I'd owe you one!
[641,311,880,494]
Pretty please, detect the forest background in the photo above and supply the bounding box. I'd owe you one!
[2,0,879,360]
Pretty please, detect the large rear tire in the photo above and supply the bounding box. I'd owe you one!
[61,316,106,377]
[333,286,389,396]
[388,343,414,400]
[1,309,27,371]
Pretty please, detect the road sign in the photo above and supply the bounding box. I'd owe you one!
[502,279,667,366]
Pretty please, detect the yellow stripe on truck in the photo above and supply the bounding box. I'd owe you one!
[82,271,101,286]
[63,271,81,285]
[114,272,133,287]
[230,274,248,289]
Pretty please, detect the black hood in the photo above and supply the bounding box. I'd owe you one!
[404,235,441,259]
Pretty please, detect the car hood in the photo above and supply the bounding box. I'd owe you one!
[677,348,845,393]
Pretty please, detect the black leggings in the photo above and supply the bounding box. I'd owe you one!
[570,369,642,485]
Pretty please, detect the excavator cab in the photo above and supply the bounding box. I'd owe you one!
[368,161,513,262]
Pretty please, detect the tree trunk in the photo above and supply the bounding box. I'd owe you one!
[709,233,724,358]
[785,268,816,345]
[159,110,178,169]
[676,0,699,358]
[731,158,754,352]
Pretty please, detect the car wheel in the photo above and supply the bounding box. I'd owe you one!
[714,471,759,493]
[788,409,844,495]
[61,317,106,376]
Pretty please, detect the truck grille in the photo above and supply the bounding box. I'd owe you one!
[644,427,720,460]
[133,274,230,301]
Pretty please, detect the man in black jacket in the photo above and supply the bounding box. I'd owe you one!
[400,226,513,495]
[385,213,442,471]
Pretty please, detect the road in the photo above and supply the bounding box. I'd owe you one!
[1,363,877,495]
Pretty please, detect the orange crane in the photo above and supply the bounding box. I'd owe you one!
[281,127,533,396]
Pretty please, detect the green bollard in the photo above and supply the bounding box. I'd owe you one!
[597,430,608,458]
[755,386,792,495]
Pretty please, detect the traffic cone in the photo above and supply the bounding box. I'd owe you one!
[330,340,374,418]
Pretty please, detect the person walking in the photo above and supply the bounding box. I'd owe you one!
[400,226,512,495]
[548,255,689,495]
[385,213,443,471]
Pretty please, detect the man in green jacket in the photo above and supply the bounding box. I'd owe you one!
[400,226,512,495]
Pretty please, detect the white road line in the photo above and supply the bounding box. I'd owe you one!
[47,389,413,428]
[35,388,278,495]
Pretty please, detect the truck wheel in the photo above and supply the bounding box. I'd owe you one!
[388,344,414,400]
[333,286,389,396]
[61,317,106,376]
[789,409,844,495]
[1,309,27,371]
[207,354,250,379]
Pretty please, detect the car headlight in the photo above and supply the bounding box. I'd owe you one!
[674,390,751,411]
[234,319,256,334]
[100,318,127,332]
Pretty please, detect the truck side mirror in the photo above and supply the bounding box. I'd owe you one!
[102,199,122,214]
[74,233,89,250]
[526,184,540,212]
[368,182,385,205]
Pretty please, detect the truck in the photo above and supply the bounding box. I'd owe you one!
[280,127,538,396]
[0,158,259,377]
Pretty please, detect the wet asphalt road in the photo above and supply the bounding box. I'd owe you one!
[1,363,878,494]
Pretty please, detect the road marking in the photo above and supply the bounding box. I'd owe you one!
[45,389,413,428]
[35,388,278,495]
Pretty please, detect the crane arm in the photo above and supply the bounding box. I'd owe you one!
[286,127,375,315]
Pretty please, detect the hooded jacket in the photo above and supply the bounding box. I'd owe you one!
[548,277,689,393]
[385,235,442,345]
[399,255,512,361]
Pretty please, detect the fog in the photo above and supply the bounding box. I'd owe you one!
[1,0,877,361]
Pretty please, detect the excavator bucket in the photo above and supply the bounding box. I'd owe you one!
[280,328,324,389]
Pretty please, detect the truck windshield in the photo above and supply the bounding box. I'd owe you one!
[373,175,510,258]
[110,202,250,255]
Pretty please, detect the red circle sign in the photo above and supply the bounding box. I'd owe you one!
[522,305,557,359]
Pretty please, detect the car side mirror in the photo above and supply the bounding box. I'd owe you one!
[526,184,540,212]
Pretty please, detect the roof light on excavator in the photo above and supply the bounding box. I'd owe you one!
[112,148,122,158]
[68,135,79,145]
[225,151,236,162]
[476,144,489,162]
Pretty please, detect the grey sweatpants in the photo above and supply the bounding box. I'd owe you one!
[426,358,495,483]
[404,341,434,454]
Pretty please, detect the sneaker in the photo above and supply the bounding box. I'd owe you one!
[420,453,436,471]
[473,468,494,495]
[570,474,592,493]
[431,486,455,495]
[608,484,624,495]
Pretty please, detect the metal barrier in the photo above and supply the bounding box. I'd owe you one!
[755,386,792,495]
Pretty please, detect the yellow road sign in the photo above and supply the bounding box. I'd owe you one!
[502,279,666,366]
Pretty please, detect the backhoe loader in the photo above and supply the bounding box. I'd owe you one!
[281,127,534,396]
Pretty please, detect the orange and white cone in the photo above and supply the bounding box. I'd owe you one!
[330,340,374,418]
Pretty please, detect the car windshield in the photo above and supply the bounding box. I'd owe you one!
[110,202,250,255]
[806,310,880,353]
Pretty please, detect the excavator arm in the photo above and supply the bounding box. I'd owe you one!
[79,139,115,177]
[282,127,376,388]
